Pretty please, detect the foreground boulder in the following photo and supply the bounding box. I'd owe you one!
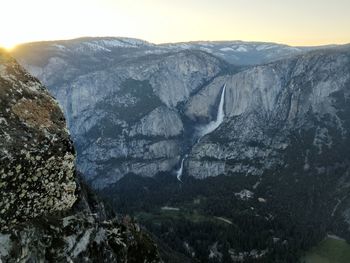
[0,49,76,230]
[0,178,160,262]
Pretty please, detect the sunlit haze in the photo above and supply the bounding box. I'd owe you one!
[1,0,350,50]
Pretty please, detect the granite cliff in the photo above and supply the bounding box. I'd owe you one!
[13,39,231,188]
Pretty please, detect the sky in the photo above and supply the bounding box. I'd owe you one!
[1,0,350,49]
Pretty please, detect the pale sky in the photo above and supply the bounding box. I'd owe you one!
[1,0,350,49]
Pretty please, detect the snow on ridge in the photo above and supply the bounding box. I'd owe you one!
[69,38,153,53]
[256,44,277,51]
[118,38,153,46]
[197,42,215,47]
[99,38,152,48]
[220,47,235,52]
[52,44,67,51]
[163,43,192,50]
[235,46,248,52]
[285,46,302,52]
[199,47,212,53]
[83,42,112,52]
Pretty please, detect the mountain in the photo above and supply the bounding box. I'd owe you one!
[11,37,316,188]
[160,41,307,65]
[101,46,350,262]
[186,46,350,238]
[0,49,160,262]
[13,37,314,70]
[11,38,350,262]
[13,38,232,188]
[187,47,350,178]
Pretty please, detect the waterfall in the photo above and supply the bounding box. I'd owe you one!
[176,155,188,182]
[174,84,226,182]
[198,84,226,137]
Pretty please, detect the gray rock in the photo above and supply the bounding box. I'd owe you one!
[13,39,227,186]
[131,106,184,138]
[0,50,76,231]
[187,48,350,179]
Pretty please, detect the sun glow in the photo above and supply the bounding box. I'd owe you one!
[0,0,349,48]
[0,40,18,51]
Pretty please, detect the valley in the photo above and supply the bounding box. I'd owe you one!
[303,236,350,263]
[10,37,350,262]
[1,0,350,262]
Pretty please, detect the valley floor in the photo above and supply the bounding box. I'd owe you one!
[303,236,350,263]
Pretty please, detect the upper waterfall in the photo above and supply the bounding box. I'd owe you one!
[174,84,226,182]
[198,84,226,137]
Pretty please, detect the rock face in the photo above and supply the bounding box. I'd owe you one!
[0,49,76,230]
[0,178,160,263]
[187,48,350,179]
[185,47,350,236]
[13,39,229,188]
[0,50,160,262]
[11,38,348,190]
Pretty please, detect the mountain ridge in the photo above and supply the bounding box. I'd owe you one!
[11,38,350,261]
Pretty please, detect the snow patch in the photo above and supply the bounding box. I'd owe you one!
[220,47,235,52]
[82,42,111,52]
[52,44,67,51]
[234,46,248,52]
[256,44,276,51]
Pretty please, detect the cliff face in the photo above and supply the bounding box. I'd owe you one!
[11,38,350,193]
[185,48,350,237]
[0,50,160,262]
[187,49,350,178]
[14,40,228,188]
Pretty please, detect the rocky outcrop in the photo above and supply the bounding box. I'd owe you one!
[0,50,76,231]
[0,50,160,262]
[131,107,184,138]
[0,178,160,263]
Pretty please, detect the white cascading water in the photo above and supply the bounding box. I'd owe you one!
[176,84,227,182]
[198,84,226,137]
[176,155,188,182]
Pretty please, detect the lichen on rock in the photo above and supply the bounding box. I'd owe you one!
[0,49,77,231]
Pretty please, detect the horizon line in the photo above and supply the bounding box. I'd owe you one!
[3,35,350,51]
